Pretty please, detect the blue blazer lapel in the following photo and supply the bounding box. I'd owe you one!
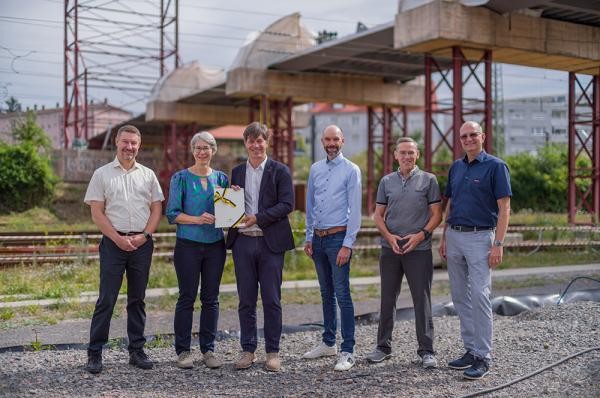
[258,159,273,205]
[236,164,247,189]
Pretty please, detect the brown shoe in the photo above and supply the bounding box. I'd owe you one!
[203,351,222,369]
[235,351,256,370]
[265,352,281,372]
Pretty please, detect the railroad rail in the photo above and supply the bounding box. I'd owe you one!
[1,243,599,266]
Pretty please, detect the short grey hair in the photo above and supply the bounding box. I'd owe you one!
[116,125,141,140]
[395,136,419,150]
[190,131,217,154]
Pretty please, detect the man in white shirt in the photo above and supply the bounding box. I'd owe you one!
[83,125,164,374]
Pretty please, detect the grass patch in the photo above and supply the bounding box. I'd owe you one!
[2,247,596,302]
[146,334,173,349]
[500,248,599,269]
[509,210,596,226]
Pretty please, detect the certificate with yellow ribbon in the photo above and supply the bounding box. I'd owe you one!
[214,187,245,228]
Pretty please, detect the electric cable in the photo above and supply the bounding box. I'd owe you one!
[556,276,600,305]
[458,346,600,398]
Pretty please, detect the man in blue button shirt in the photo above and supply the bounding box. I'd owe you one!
[439,121,512,380]
[302,125,362,371]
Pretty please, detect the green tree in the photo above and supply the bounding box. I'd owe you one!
[293,155,312,182]
[3,96,21,113]
[0,113,57,213]
[12,111,52,153]
[0,144,57,213]
[505,144,589,212]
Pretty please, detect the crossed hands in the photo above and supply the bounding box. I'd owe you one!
[386,232,424,255]
[116,234,148,252]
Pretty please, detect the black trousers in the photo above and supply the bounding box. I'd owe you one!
[232,235,284,353]
[376,247,434,357]
[88,236,153,353]
[173,238,225,355]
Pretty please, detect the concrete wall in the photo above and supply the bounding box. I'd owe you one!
[53,149,163,183]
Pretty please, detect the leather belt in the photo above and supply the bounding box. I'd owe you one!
[117,231,143,236]
[240,230,264,237]
[314,226,347,238]
[450,225,495,233]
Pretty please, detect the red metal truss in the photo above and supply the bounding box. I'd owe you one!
[64,0,179,148]
[269,98,295,173]
[366,105,408,213]
[248,96,295,174]
[568,73,600,225]
[424,47,492,171]
[160,122,195,195]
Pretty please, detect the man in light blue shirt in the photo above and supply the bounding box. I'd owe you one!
[302,125,362,371]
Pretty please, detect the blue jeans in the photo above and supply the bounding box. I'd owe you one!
[312,231,355,353]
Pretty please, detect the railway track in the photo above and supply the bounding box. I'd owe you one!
[1,227,598,266]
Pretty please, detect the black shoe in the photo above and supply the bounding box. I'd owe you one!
[85,351,102,374]
[448,352,475,370]
[463,358,490,380]
[129,350,153,370]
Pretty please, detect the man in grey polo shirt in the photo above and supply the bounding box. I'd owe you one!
[367,137,442,368]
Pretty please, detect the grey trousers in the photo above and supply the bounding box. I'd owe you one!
[376,247,434,357]
[446,228,494,360]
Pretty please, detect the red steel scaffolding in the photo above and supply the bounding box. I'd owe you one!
[366,105,407,213]
[424,47,492,171]
[64,0,179,148]
[568,73,600,224]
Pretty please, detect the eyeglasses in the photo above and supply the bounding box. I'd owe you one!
[397,150,417,156]
[459,132,482,140]
[193,146,212,153]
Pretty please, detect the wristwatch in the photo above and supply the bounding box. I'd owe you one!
[493,240,503,247]
[143,231,152,240]
[421,228,432,240]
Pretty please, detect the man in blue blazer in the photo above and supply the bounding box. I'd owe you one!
[226,122,295,372]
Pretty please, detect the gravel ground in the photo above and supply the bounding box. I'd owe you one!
[1,302,598,398]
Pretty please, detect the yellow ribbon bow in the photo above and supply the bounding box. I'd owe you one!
[214,188,237,208]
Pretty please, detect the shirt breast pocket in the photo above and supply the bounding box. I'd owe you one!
[470,176,487,189]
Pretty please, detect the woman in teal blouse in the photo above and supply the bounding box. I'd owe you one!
[166,131,228,370]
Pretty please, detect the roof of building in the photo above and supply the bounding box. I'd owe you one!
[0,102,132,120]
[269,22,436,84]
[208,125,245,141]
[269,0,600,80]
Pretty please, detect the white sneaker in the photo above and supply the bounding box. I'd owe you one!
[422,353,438,369]
[302,342,338,359]
[176,351,194,369]
[334,352,355,371]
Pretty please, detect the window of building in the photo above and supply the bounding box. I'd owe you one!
[508,110,524,120]
[532,112,545,121]
[551,110,567,119]
[531,127,546,136]
[552,128,566,135]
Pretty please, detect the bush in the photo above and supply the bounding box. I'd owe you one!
[0,143,58,213]
[505,144,590,213]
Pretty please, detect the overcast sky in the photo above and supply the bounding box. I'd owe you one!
[1,0,568,114]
